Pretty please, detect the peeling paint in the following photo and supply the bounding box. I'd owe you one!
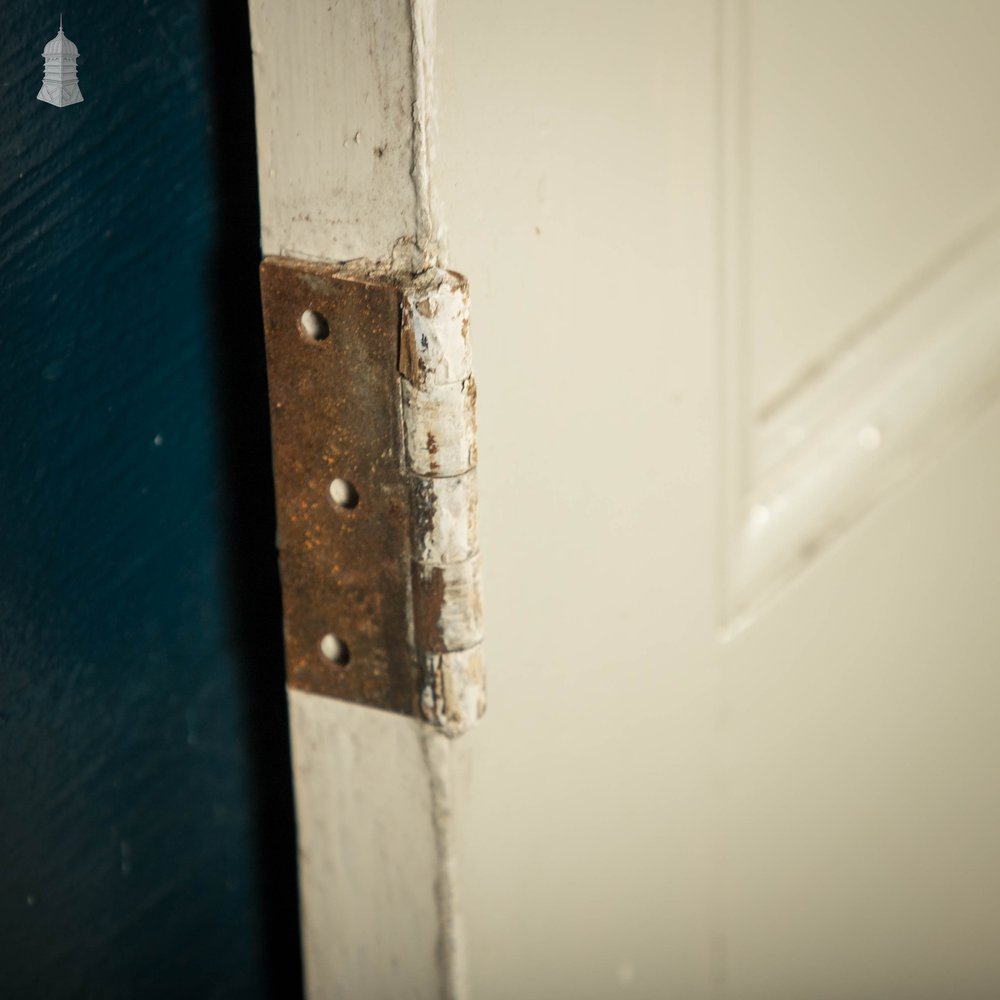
[420,646,486,741]
[409,471,478,564]
[401,378,477,477]
[410,0,444,267]
[400,271,484,736]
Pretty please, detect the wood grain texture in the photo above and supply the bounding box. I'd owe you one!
[249,0,436,266]
[289,689,467,1000]
[0,2,298,996]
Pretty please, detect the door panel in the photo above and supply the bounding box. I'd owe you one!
[248,2,1000,996]
[745,0,1000,413]
[723,0,1000,622]
[433,2,1000,997]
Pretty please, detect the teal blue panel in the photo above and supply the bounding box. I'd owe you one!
[0,2,300,996]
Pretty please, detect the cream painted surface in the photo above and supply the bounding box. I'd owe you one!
[745,0,1000,415]
[433,1,1000,998]
[721,0,1000,622]
[252,1,1000,997]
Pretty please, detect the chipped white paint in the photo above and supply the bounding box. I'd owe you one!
[400,269,484,735]
[409,471,478,565]
[410,0,443,258]
[401,269,472,385]
[401,378,477,477]
[399,272,479,493]
[249,0,471,996]
[412,559,484,652]
[420,646,486,737]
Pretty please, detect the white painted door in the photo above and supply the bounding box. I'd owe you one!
[251,2,1000,997]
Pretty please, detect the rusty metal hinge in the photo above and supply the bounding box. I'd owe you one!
[259,257,484,737]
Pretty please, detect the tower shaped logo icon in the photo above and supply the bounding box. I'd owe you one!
[37,17,83,108]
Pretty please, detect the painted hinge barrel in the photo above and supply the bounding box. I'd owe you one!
[259,256,484,737]
[400,270,485,736]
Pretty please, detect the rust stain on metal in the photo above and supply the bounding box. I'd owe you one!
[260,256,418,715]
[260,256,485,734]
[410,560,484,653]
[411,563,446,653]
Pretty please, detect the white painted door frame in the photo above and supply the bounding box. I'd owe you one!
[249,2,471,996]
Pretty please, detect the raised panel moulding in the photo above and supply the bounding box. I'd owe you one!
[728,279,1000,633]
[719,0,1000,633]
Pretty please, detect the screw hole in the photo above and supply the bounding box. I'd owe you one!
[319,633,350,666]
[299,309,329,341]
[329,478,359,509]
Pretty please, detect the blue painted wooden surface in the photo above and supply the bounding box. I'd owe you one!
[0,3,300,997]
